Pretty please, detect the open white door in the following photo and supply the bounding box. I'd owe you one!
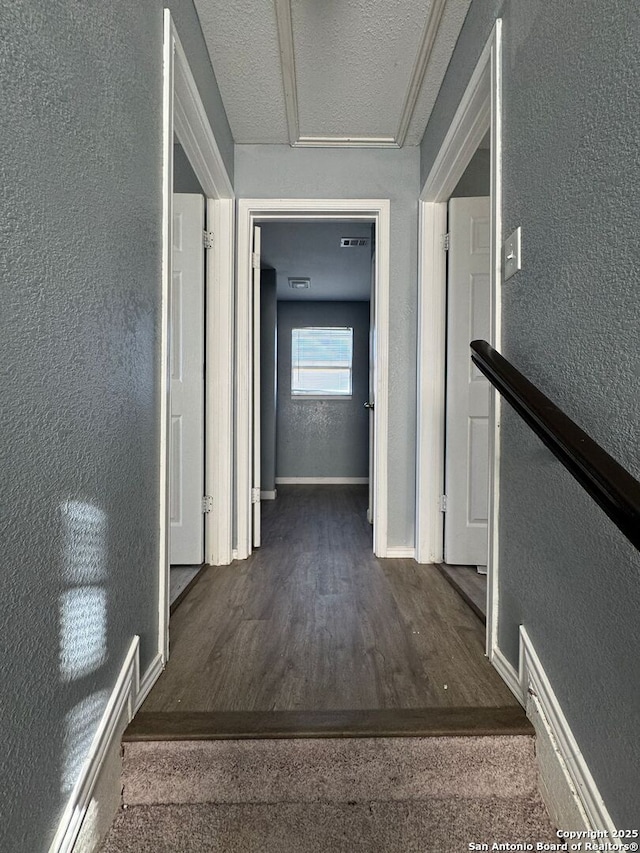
[170,193,205,565]
[444,196,490,567]
[251,225,261,548]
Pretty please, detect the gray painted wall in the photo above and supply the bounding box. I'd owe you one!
[421,0,640,825]
[260,221,373,301]
[0,1,231,849]
[276,302,370,479]
[235,145,420,546]
[260,270,278,493]
[174,141,205,194]
[450,148,490,197]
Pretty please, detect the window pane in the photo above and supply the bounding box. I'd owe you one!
[291,328,353,396]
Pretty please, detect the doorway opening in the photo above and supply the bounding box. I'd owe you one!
[235,200,391,562]
[256,220,373,545]
[415,20,503,662]
[151,12,235,698]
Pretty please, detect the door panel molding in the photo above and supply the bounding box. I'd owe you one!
[236,199,391,560]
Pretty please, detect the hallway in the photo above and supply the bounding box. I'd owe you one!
[131,486,523,738]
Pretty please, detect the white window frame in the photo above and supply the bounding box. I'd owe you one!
[290,326,354,399]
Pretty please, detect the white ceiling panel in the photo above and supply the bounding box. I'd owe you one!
[194,0,289,143]
[291,0,429,139]
[193,0,471,147]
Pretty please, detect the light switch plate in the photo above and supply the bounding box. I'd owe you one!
[503,227,522,281]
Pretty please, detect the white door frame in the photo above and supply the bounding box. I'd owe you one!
[235,199,391,561]
[158,11,235,666]
[415,20,502,656]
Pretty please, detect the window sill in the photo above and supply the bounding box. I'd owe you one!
[291,395,353,401]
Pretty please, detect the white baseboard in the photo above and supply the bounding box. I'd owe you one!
[518,627,616,833]
[384,546,416,559]
[275,477,369,484]
[490,628,616,832]
[261,489,277,500]
[136,652,165,713]
[50,637,140,853]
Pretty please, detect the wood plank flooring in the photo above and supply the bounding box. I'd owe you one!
[436,563,488,622]
[137,486,518,726]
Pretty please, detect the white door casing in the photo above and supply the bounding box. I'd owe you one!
[444,196,490,566]
[235,199,390,561]
[252,226,261,548]
[367,246,376,524]
[170,193,205,565]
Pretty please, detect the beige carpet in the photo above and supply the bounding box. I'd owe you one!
[100,735,556,851]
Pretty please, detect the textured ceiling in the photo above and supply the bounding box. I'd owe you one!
[194,0,471,146]
[260,221,373,301]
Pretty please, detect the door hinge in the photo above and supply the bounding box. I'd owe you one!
[202,495,214,513]
[251,487,261,504]
[440,494,448,512]
[251,252,260,269]
[203,230,214,249]
[442,233,450,251]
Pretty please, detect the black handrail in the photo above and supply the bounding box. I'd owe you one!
[470,340,640,551]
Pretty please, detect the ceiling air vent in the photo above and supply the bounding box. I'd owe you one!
[288,277,310,290]
[340,238,369,248]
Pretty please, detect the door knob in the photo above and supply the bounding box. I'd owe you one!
[364,401,374,409]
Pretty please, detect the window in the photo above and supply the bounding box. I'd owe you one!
[291,327,353,397]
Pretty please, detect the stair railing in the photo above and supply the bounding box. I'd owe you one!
[470,340,640,550]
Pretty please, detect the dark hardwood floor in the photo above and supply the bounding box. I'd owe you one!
[133,486,521,737]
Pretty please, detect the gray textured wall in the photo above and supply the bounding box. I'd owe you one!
[451,148,490,197]
[276,302,370,479]
[235,145,419,546]
[420,0,640,826]
[0,2,230,849]
[260,271,278,492]
[174,142,205,194]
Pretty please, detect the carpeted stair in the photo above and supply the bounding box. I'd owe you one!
[101,735,556,852]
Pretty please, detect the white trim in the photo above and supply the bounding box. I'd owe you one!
[275,477,369,485]
[294,136,399,148]
[49,637,140,853]
[274,0,300,146]
[261,489,277,500]
[236,199,391,559]
[135,652,165,713]
[395,0,448,147]
[518,628,617,832]
[205,198,234,566]
[159,10,174,663]
[384,546,416,559]
[172,30,233,200]
[415,22,503,660]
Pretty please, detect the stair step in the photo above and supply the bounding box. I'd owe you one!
[101,798,557,853]
[122,735,538,806]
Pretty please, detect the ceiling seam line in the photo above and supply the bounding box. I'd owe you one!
[274,0,300,146]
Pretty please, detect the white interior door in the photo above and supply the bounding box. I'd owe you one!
[170,193,205,565]
[251,225,261,548]
[444,196,490,566]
